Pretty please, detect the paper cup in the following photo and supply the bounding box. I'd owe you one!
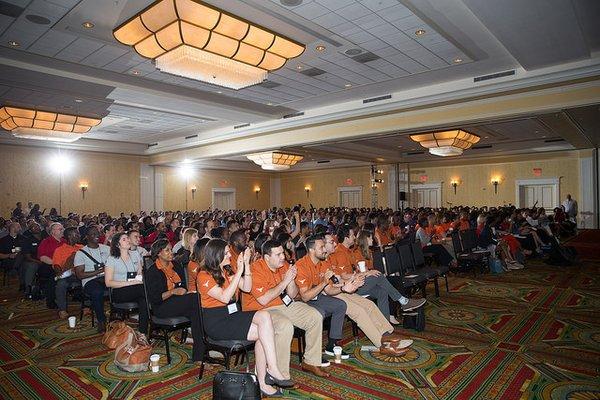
[68,316,76,328]
[357,261,367,273]
[333,346,343,363]
[150,354,160,372]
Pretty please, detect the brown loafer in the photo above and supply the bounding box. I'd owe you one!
[301,362,330,378]
[379,346,409,356]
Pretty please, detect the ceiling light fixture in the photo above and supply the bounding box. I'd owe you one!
[0,106,101,143]
[315,45,326,52]
[296,65,303,70]
[131,70,140,75]
[344,83,352,88]
[82,21,95,29]
[113,0,305,90]
[247,151,303,170]
[8,40,19,47]
[415,29,426,36]
[74,99,83,103]
[453,57,463,63]
[410,129,480,157]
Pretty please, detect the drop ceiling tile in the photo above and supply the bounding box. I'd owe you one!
[362,0,399,12]
[54,37,104,61]
[378,4,413,22]
[361,38,389,51]
[28,0,68,18]
[346,30,376,44]
[312,11,347,28]
[293,2,330,19]
[335,3,372,20]
[328,21,356,34]
[392,15,425,31]
[80,45,129,68]
[0,15,14,35]
[27,28,77,56]
[353,13,385,30]
[315,0,355,11]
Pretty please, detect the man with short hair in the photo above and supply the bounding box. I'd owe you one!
[328,227,425,325]
[21,221,44,296]
[12,202,23,219]
[562,194,578,223]
[0,222,25,290]
[52,227,83,319]
[298,234,412,355]
[128,230,149,258]
[75,227,109,332]
[243,240,328,378]
[37,222,66,309]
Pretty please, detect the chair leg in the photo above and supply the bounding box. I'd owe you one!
[433,278,440,297]
[180,328,188,344]
[224,354,231,370]
[234,353,241,367]
[198,361,205,380]
[164,330,171,365]
[444,275,449,293]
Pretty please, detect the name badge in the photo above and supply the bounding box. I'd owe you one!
[280,292,293,306]
[174,281,183,288]
[227,302,239,314]
[126,271,136,281]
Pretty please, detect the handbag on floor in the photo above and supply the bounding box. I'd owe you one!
[102,321,131,349]
[114,328,152,372]
[212,371,261,400]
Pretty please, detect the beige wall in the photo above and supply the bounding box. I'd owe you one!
[0,144,144,216]
[157,166,271,211]
[279,165,391,208]
[408,151,581,207]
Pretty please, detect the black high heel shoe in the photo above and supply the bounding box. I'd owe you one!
[264,372,294,388]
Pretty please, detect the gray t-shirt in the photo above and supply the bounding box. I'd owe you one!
[74,244,110,287]
[106,251,142,282]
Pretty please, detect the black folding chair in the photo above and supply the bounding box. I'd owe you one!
[452,230,490,276]
[107,287,139,323]
[411,242,449,297]
[386,245,427,297]
[142,256,190,365]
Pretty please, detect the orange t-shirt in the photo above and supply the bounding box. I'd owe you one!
[230,248,240,269]
[435,223,452,237]
[375,228,393,246]
[295,255,330,290]
[327,244,357,275]
[197,267,237,308]
[457,220,470,231]
[187,260,200,292]
[242,259,289,311]
[52,243,83,273]
[352,247,374,270]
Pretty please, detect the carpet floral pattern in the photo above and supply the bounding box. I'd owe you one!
[0,259,599,399]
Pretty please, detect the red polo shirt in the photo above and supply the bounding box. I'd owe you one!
[37,236,66,261]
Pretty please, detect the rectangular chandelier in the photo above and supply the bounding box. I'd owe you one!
[410,129,480,157]
[113,0,305,89]
[247,151,303,170]
[0,106,101,142]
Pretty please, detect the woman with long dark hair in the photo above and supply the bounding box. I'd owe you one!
[145,239,205,363]
[104,232,148,334]
[187,237,210,292]
[198,239,293,396]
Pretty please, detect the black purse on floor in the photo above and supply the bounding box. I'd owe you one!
[212,371,261,400]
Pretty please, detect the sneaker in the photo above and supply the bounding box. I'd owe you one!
[401,298,426,312]
[324,346,350,359]
[389,315,401,325]
[321,358,330,367]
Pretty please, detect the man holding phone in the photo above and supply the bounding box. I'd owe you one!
[74,227,110,332]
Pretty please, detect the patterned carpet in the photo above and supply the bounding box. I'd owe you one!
[0,258,599,399]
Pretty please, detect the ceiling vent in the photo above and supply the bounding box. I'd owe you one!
[185,134,198,139]
[471,144,493,149]
[148,142,158,148]
[351,52,380,63]
[300,67,326,77]
[234,123,250,129]
[283,111,304,119]
[406,151,425,155]
[363,94,391,104]
[259,81,281,89]
[544,138,565,143]
[474,70,515,82]
[316,160,330,164]
[0,1,24,18]
[25,14,50,24]
[344,48,363,56]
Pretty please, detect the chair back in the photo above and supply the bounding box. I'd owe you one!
[451,231,464,254]
[383,246,401,275]
[411,241,425,267]
[372,249,386,274]
[397,244,415,273]
[461,229,478,251]
[141,256,154,316]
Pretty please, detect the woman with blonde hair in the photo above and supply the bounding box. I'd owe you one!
[174,228,198,282]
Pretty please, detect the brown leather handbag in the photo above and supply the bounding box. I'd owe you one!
[114,330,152,372]
[102,321,130,349]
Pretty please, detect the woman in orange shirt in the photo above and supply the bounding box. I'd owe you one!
[186,237,210,292]
[198,239,293,396]
[354,230,374,270]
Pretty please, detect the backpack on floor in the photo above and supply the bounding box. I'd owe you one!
[114,328,152,372]
[488,258,504,274]
[545,237,578,266]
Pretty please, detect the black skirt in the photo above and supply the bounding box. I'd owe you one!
[203,306,256,340]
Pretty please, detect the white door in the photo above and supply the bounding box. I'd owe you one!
[212,190,235,210]
[519,185,555,209]
[339,190,361,208]
[412,188,441,208]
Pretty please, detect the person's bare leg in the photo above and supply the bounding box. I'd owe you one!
[254,339,277,394]
[246,311,286,380]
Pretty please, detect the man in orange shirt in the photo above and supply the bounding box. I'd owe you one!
[52,227,83,319]
[375,214,394,247]
[243,240,327,379]
[329,226,426,325]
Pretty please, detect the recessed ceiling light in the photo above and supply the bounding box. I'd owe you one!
[74,99,83,103]
[344,83,352,88]
[415,29,426,36]
[315,45,326,52]
[216,91,222,94]
[131,70,140,75]
[267,102,273,106]
[453,58,463,63]
[541,135,546,138]
[484,136,489,138]
[8,40,19,47]
[296,65,303,70]
[280,0,303,6]
[82,21,94,29]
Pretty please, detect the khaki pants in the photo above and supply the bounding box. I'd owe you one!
[335,293,393,347]
[267,302,323,379]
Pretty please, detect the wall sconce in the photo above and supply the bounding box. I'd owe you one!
[451,180,459,195]
[79,183,88,199]
[254,187,260,199]
[304,186,311,198]
[190,186,197,199]
[491,178,500,194]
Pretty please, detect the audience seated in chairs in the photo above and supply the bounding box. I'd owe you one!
[104,232,148,334]
[198,239,292,397]
[52,227,83,319]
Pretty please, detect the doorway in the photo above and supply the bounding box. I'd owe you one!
[515,178,559,209]
[338,186,363,208]
[212,188,236,210]
[411,183,442,208]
